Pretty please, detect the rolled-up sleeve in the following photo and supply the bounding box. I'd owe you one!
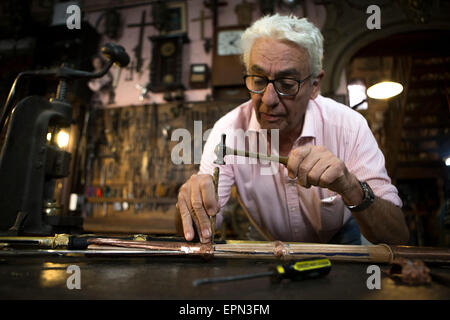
[347,117,402,207]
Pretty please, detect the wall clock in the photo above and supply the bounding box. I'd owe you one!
[148,33,189,92]
[211,26,247,87]
[217,29,244,56]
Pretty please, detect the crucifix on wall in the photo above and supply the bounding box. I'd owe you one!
[191,9,212,53]
[204,0,228,28]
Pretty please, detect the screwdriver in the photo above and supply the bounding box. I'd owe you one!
[192,258,331,286]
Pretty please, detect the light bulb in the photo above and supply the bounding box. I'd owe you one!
[445,156,450,167]
[56,130,70,148]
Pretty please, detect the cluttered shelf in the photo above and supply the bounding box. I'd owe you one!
[86,197,177,204]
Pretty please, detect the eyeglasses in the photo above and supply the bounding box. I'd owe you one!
[244,74,312,96]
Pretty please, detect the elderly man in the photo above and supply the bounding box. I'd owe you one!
[176,14,409,245]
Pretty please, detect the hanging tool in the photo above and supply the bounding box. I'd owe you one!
[192,258,332,286]
[127,10,153,74]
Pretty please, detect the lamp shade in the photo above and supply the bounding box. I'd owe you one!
[367,81,403,99]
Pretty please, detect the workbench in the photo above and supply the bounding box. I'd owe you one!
[1,254,449,302]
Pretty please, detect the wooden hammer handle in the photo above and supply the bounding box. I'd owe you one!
[227,147,289,166]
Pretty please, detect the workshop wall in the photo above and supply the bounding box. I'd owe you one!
[79,0,327,235]
[1,1,448,243]
[83,0,326,106]
[82,100,238,234]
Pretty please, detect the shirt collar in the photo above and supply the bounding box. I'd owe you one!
[298,99,316,140]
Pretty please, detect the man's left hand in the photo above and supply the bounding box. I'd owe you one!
[286,145,364,206]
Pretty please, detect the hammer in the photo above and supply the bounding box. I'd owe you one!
[214,140,288,165]
[211,134,227,243]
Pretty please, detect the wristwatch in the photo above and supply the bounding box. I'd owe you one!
[345,180,375,212]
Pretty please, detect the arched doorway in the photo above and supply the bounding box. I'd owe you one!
[318,0,450,246]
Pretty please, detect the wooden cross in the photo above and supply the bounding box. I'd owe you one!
[191,9,212,40]
[204,0,228,28]
[191,9,213,53]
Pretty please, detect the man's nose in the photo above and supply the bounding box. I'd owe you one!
[261,82,280,107]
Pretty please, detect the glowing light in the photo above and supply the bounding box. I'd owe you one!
[347,81,368,110]
[56,130,70,148]
[46,132,52,141]
[40,262,67,287]
[367,81,403,99]
[445,156,450,167]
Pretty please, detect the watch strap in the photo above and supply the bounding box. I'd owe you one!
[346,180,375,212]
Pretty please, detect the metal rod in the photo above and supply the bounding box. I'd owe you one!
[211,166,219,243]
[0,249,187,257]
[0,234,70,248]
[1,238,449,264]
[216,145,289,165]
[193,271,274,286]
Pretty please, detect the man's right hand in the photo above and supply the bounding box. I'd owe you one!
[177,174,220,243]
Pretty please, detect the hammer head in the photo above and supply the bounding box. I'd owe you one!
[213,134,226,165]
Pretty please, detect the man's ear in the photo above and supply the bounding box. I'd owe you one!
[310,70,325,99]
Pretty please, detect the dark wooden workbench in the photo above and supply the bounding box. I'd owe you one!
[1,254,449,301]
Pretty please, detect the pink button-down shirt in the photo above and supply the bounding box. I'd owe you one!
[199,95,402,243]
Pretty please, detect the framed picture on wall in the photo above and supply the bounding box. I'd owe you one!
[164,1,187,34]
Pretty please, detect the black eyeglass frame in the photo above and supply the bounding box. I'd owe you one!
[243,74,313,96]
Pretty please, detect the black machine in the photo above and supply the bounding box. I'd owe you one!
[0,43,130,236]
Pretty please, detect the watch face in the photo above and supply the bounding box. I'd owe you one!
[217,30,244,56]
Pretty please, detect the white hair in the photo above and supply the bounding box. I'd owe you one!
[241,14,324,78]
